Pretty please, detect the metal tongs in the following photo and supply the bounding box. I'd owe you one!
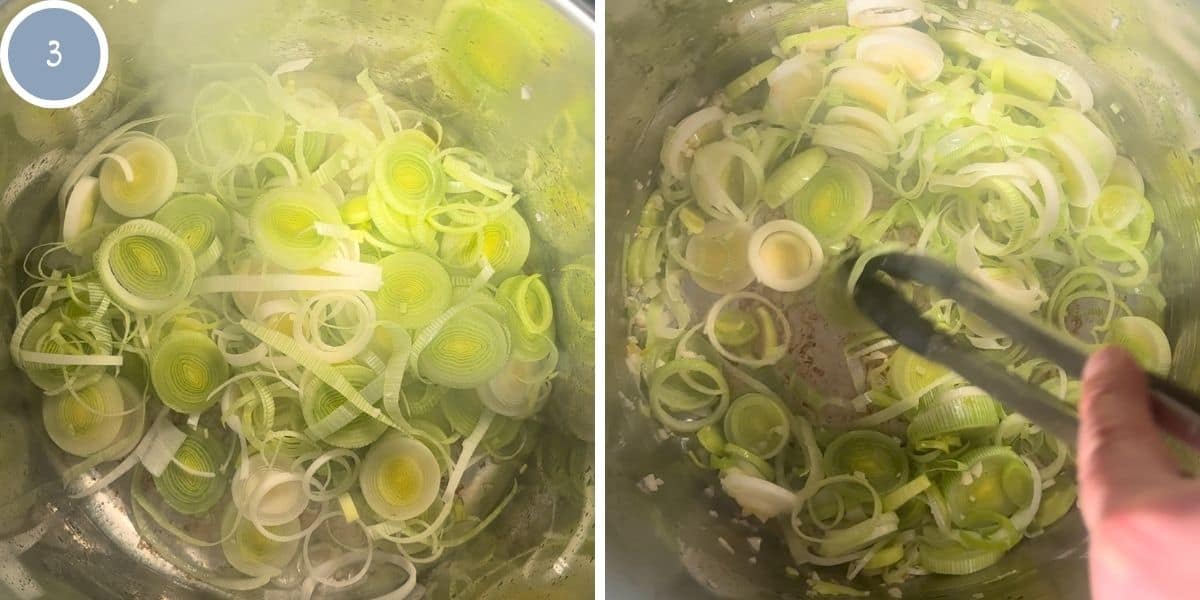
[847,252,1200,450]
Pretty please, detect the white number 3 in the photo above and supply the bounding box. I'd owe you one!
[46,40,61,68]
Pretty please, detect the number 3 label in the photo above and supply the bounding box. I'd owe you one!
[0,1,108,109]
[46,40,61,67]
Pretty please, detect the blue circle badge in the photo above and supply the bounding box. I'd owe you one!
[2,1,108,109]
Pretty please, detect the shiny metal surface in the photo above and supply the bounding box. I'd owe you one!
[0,0,594,598]
[606,1,1200,598]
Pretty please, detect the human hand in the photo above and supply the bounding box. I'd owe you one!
[1078,346,1200,600]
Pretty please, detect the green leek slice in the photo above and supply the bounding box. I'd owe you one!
[360,432,441,520]
[95,219,196,314]
[416,307,512,389]
[373,251,453,329]
[43,376,126,458]
[153,432,227,515]
[723,393,791,459]
[1105,315,1172,374]
[150,330,230,415]
[249,186,343,271]
[301,364,388,449]
[786,158,873,245]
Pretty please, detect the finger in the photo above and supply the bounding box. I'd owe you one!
[1077,346,1178,528]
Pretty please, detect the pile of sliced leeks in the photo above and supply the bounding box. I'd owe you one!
[624,0,1172,586]
[12,61,588,597]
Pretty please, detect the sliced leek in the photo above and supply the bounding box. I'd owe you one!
[16,59,584,593]
[373,251,453,329]
[250,186,343,271]
[153,432,228,515]
[98,136,178,218]
[625,6,1153,587]
[359,433,441,520]
[416,307,511,389]
[95,219,196,313]
[747,220,825,292]
[150,330,230,415]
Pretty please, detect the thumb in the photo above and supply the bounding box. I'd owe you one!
[1077,346,1177,529]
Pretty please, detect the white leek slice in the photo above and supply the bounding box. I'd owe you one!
[746,220,824,292]
[720,468,796,522]
[856,27,944,85]
[221,504,300,578]
[829,66,905,117]
[685,221,756,294]
[232,454,308,527]
[765,55,825,128]
[98,136,178,218]
[62,176,100,244]
[847,0,924,28]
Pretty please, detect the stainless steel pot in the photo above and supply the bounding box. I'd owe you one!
[605,1,1200,598]
[0,0,594,598]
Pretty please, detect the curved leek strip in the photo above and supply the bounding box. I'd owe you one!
[152,194,231,271]
[689,141,764,222]
[725,57,782,101]
[150,330,230,415]
[649,358,731,433]
[95,220,196,314]
[661,107,726,181]
[1105,316,1172,374]
[1108,156,1145,195]
[153,433,228,515]
[704,292,791,367]
[250,186,343,271]
[1044,109,1115,181]
[360,433,441,520]
[746,220,825,292]
[846,0,924,28]
[786,158,873,244]
[685,221,756,294]
[723,393,790,459]
[498,274,555,338]
[232,454,308,527]
[416,307,511,389]
[374,131,446,214]
[301,364,388,449]
[43,376,126,458]
[764,148,828,209]
[822,431,909,495]
[63,176,101,245]
[856,27,944,85]
[292,292,376,364]
[221,504,300,577]
[98,136,178,218]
